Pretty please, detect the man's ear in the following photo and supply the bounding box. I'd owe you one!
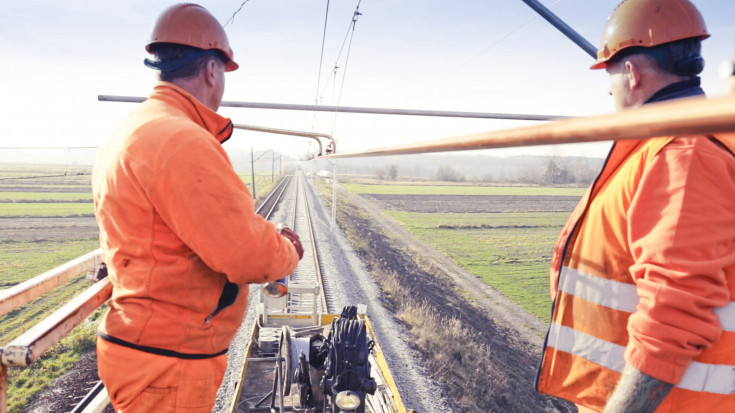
[203,59,217,87]
[624,60,642,90]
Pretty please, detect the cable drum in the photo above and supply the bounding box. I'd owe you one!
[279,326,313,396]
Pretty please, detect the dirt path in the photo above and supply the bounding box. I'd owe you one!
[332,185,574,412]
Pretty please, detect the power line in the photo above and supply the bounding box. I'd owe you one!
[318,0,363,102]
[312,0,332,132]
[314,0,331,105]
[424,0,562,92]
[330,5,362,136]
[223,0,252,28]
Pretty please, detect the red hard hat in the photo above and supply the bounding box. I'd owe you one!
[591,0,709,70]
[146,3,239,71]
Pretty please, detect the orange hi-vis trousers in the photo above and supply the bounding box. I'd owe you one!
[97,338,227,413]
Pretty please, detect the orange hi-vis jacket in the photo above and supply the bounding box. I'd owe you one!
[537,135,735,412]
[92,82,299,358]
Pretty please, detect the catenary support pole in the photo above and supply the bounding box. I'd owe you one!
[520,0,597,58]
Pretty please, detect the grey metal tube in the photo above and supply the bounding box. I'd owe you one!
[97,95,568,121]
[520,0,597,58]
[234,124,331,156]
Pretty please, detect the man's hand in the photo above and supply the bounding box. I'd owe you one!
[280,227,304,259]
[604,364,673,413]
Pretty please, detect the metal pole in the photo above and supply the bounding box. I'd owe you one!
[520,0,597,58]
[330,162,337,230]
[250,147,256,199]
[234,124,330,157]
[271,151,274,183]
[98,95,568,121]
[319,94,735,158]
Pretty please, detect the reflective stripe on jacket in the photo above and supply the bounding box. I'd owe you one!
[92,82,299,357]
[537,135,735,412]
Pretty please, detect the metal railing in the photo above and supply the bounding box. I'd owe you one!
[0,249,109,413]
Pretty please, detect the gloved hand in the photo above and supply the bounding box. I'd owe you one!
[280,227,304,259]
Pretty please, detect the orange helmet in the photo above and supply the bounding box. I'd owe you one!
[146,3,238,71]
[591,0,709,70]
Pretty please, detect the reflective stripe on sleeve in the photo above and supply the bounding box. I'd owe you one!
[548,322,735,395]
[559,266,735,332]
[715,304,735,332]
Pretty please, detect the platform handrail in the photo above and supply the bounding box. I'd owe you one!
[0,249,103,318]
[0,249,108,413]
[1,278,112,368]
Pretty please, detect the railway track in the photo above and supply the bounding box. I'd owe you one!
[228,171,407,413]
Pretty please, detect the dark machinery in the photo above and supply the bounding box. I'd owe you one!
[277,306,377,412]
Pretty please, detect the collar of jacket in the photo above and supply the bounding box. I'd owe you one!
[148,82,234,144]
[644,76,705,104]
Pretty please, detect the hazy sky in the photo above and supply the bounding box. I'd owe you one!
[2,0,735,161]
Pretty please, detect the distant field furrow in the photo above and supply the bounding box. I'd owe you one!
[344,183,586,196]
[0,203,94,217]
[0,192,92,202]
[345,182,579,321]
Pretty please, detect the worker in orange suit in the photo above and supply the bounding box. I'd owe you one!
[91,4,303,412]
[536,0,735,412]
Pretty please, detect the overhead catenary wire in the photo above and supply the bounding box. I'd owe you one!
[314,0,331,106]
[223,0,252,28]
[317,1,363,104]
[424,0,562,93]
[312,0,332,133]
[330,4,362,137]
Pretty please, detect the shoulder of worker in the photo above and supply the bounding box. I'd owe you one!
[664,134,735,160]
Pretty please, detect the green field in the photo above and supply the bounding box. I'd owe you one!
[344,183,574,320]
[0,203,94,217]
[385,211,565,319]
[342,182,585,196]
[1,239,101,289]
[0,192,92,202]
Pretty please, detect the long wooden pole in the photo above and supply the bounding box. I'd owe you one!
[320,94,735,158]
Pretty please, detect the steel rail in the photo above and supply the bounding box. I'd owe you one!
[98,95,569,121]
[256,175,292,219]
[319,94,735,158]
[283,171,329,314]
[298,173,330,313]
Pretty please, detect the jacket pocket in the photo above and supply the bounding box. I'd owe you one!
[205,281,239,324]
